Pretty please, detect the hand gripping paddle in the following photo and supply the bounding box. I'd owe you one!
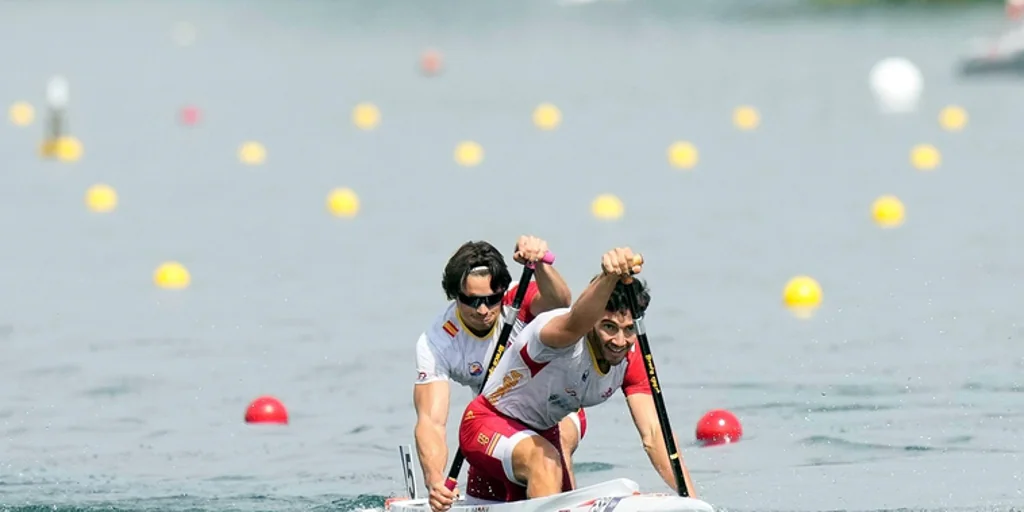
[443,250,555,491]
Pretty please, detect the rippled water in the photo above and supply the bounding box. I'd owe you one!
[2,0,1023,511]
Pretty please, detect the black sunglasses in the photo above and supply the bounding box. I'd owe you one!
[457,291,505,308]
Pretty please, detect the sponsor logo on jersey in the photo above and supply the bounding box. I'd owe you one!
[547,393,571,410]
[468,361,483,376]
[442,320,459,338]
[601,387,614,398]
[477,432,490,445]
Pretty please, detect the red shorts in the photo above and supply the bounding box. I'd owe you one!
[459,395,588,502]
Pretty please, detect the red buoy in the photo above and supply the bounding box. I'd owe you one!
[695,409,742,446]
[180,105,201,126]
[420,49,443,76]
[245,395,288,424]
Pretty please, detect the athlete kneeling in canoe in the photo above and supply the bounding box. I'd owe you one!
[457,247,697,502]
[414,236,589,512]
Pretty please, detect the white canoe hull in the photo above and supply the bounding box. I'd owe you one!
[386,478,715,512]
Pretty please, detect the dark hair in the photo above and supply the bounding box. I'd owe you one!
[442,241,512,300]
[591,274,651,316]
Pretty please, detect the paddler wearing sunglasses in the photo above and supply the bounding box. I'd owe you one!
[413,236,581,512]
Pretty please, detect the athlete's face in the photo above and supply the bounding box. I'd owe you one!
[591,310,636,366]
[457,274,503,332]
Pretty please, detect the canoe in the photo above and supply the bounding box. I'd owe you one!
[385,477,716,512]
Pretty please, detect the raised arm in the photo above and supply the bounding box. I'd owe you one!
[626,393,697,498]
[538,248,642,349]
[530,262,571,315]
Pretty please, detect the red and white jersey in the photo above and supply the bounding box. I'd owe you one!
[415,283,540,393]
[480,308,650,430]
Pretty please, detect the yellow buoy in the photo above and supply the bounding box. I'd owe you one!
[871,195,905,228]
[238,141,266,165]
[352,102,380,131]
[667,141,699,170]
[733,106,760,131]
[783,275,822,316]
[938,105,967,132]
[55,136,83,162]
[533,103,561,131]
[910,144,940,171]
[154,262,191,289]
[327,187,360,218]
[8,101,34,126]
[454,141,484,167]
[590,194,624,221]
[85,184,118,213]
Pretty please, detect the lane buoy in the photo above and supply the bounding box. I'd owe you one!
[85,184,118,213]
[238,141,266,165]
[910,144,940,171]
[154,262,190,289]
[938,105,967,132]
[352,102,380,131]
[8,101,34,126]
[667,141,698,170]
[871,195,905,228]
[732,106,760,131]
[590,194,624,221]
[533,103,562,131]
[327,188,360,218]
[245,396,288,424]
[180,106,201,126]
[420,49,443,76]
[783,275,822,317]
[695,409,742,446]
[454,141,483,167]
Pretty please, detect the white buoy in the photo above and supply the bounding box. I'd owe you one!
[868,57,923,114]
[46,76,69,109]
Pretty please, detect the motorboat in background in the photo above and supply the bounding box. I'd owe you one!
[958,0,1024,75]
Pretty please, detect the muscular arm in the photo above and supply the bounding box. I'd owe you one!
[413,381,450,489]
[538,273,619,349]
[626,393,698,498]
[529,263,572,316]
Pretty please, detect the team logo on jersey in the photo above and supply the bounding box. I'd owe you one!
[417,372,427,382]
[486,370,523,404]
[442,320,459,338]
[468,361,483,376]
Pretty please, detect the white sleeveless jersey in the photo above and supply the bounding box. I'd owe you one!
[480,307,650,430]
[415,283,539,394]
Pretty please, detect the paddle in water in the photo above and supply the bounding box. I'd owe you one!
[622,255,690,497]
[443,250,556,492]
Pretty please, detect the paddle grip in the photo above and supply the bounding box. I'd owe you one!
[444,476,457,491]
[524,250,556,269]
[622,253,644,284]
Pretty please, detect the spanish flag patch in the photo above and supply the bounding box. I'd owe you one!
[442,320,459,338]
